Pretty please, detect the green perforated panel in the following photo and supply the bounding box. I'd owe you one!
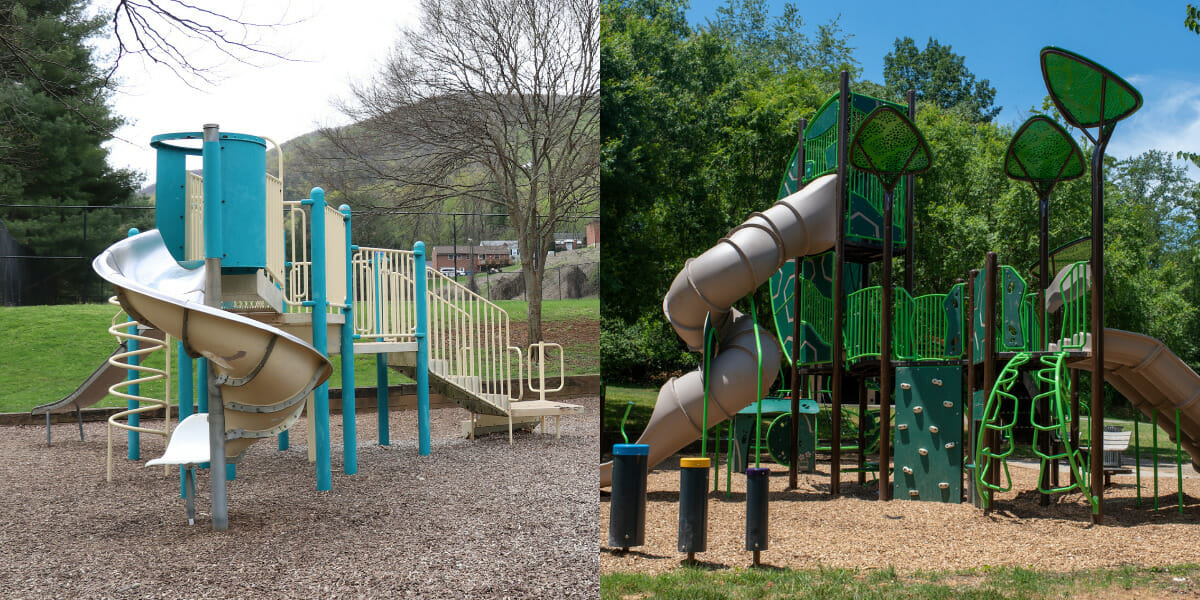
[1040,46,1142,130]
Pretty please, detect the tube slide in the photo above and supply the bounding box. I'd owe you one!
[1065,328,1200,470]
[93,230,332,460]
[601,174,840,487]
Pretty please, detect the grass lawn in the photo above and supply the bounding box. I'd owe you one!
[1,298,597,413]
[602,563,1200,600]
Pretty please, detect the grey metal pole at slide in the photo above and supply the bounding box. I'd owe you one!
[201,123,229,532]
[787,117,807,491]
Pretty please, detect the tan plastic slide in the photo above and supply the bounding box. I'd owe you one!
[93,230,332,460]
[1065,328,1200,470]
[601,174,839,487]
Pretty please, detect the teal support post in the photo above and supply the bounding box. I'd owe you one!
[177,341,192,498]
[278,430,289,450]
[125,228,141,460]
[197,358,209,413]
[339,205,357,475]
[375,252,390,446]
[377,354,389,445]
[414,241,431,456]
[306,188,332,490]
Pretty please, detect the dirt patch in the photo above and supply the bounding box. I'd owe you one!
[599,456,1200,578]
[0,398,598,599]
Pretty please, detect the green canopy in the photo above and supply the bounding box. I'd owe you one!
[1040,46,1142,130]
[1004,115,1086,196]
[848,106,932,191]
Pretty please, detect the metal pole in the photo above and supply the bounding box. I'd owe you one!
[201,123,228,531]
[339,205,357,475]
[178,340,193,497]
[452,215,458,277]
[879,187,894,501]
[788,118,807,490]
[904,90,916,294]
[309,187,332,491]
[966,271,979,507]
[1089,136,1109,524]
[414,241,432,455]
[830,71,850,496]
[983,252,998,509]
[374,251,389,445]
[1038,192,1051,506]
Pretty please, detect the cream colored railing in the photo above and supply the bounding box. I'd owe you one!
[265,173,285,287]
[424,269,522,412]
[184,172,204,261]
[353,247,418,342]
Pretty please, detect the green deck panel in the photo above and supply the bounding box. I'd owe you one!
[1000,266,1027,351]
[893,366,964,503]
[766,412,817,472]
[786,91,909,247]
[1040,46,1142,130]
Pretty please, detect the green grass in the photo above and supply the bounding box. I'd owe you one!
[601,563,1200,600]
[604,384,659,442]
[1,298,597,413]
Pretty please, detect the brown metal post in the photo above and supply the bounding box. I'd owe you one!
[1038,193,1052,506]
[788,119,807,490]
[830,71,850,496]
[1089,138,1108,524]
[879,186,895,501]
[904,90,916,294]
[858,379,868,485]
[983,253,998,507]
[966,270,979,507]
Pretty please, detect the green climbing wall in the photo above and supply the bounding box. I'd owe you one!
[893,365,963,503]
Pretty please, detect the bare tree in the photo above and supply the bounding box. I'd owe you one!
[322,0,599,343]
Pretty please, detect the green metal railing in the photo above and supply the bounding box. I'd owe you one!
[1056,261,1090,349]
[913,293,949,359]
[974,352,1029,506]
[1029,352,1096,512]
[844,286,915,362]
[1020,292,1042,352]
[799,278,834,346]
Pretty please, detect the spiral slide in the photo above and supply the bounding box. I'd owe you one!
[601,174,840,487]
[93,230,333,460]
[1065,328,1200,470]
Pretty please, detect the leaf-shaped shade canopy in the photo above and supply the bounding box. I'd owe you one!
[1004,115,1085,194]
[1040,46,1142,130]
[848,105,932,191]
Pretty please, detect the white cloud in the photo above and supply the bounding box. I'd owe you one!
[1107,75,1200,178]
[102,0,420,185]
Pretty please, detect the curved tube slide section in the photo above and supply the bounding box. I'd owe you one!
[601,174,839,487]
[94,230,333,460]
[1066,328,1200,470]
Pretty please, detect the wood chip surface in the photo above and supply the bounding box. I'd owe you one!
[600,456,1200,575]
[0,398,598,599]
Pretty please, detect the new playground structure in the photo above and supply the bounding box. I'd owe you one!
[47,124,582,529]
[603,47,1200,532]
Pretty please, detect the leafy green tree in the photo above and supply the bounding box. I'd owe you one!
[708,0,858,81]
[883,37,1000,123]
[0,0,143,303]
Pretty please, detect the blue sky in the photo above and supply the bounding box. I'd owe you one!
[685,0,1200,167]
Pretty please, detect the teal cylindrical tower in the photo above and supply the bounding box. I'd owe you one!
[150,130,268,269]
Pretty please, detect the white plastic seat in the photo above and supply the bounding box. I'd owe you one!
[147,413,212,467]
[146,413,211,525]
